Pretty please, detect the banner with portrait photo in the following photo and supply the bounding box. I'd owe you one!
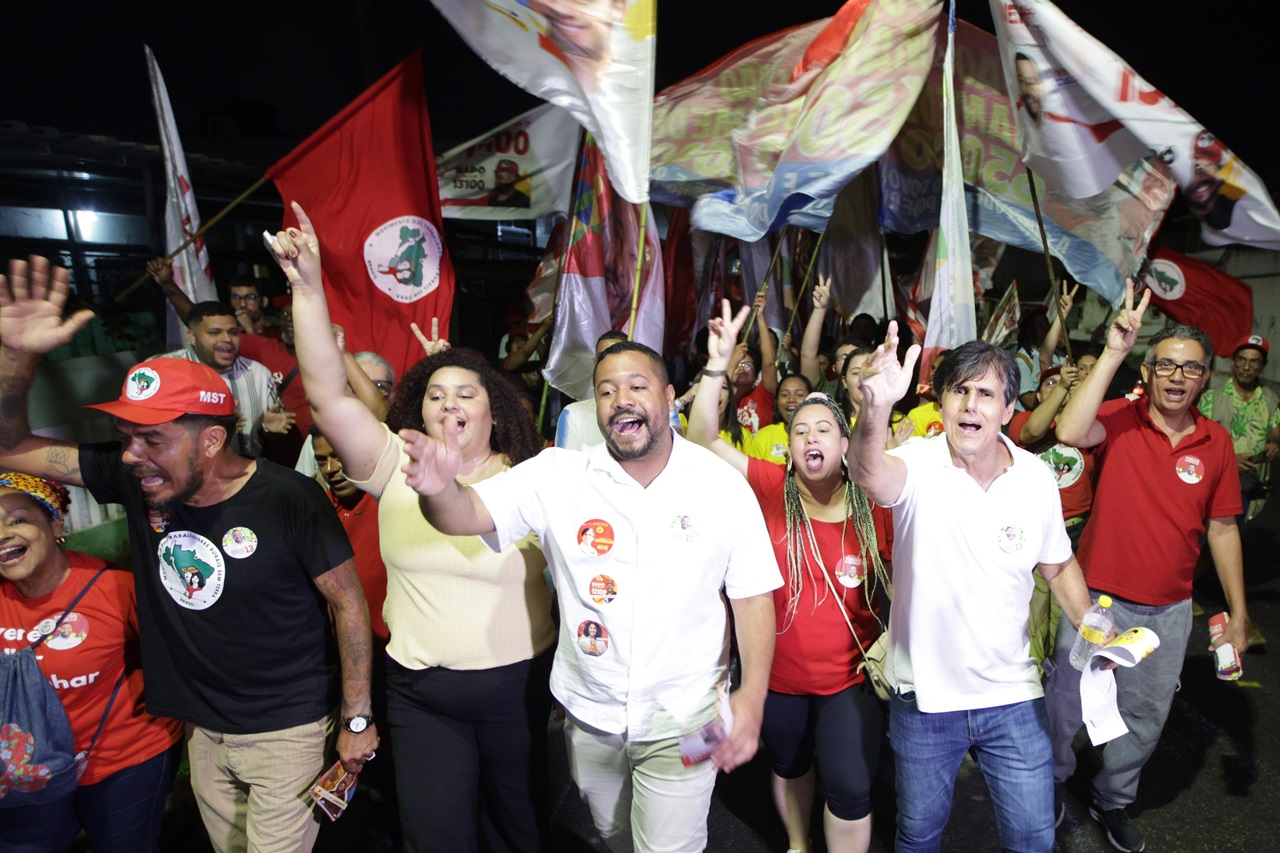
[430,0,655,204]
[690,0,939,242]
[990,0,1280,249]
[437,105,579,220]
[879,20,1173,302]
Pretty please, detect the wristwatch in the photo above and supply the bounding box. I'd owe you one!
[341,714,373,734]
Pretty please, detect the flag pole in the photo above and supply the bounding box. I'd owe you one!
[879,229,890,323]
[742,227,788,340]
[1025,167,1073,361]
[782,229,827,340]
[116,175,268,303]
[625,203,649,341]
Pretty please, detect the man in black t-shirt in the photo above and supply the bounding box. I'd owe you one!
[0,256,377,853]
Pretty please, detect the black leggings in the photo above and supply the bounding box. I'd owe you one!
[761,685,883,821]
[386,649,554,853]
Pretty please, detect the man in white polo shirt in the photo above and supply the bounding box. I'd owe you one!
[849,330,1094,852]
[401,339,780,853]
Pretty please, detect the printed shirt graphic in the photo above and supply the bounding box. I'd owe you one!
[1197,382,1280,457]
[158,532,226,610]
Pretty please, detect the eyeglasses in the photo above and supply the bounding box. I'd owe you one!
[735,361,755,371]
[1147,359,1206,379]
[229,293,260,303]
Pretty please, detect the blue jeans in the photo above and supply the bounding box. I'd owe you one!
[890,693,1054,853]
[0,743,179,853]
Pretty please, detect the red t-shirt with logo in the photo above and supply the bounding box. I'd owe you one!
[0,554,182,785]
[238,334,312,438]
[746,458,891,695]
[1078,398,1242,605]
[1007,411,1096,520]
[736,384,776,435]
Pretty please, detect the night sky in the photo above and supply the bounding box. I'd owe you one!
[4,0,1273,184]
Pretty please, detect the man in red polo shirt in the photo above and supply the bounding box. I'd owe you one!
[1048,283,1249,852]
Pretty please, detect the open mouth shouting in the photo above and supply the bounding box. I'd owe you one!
[0,544,29,567]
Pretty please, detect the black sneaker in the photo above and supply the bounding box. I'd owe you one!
[1054,783,1065,828]
[1089,804,1145,852]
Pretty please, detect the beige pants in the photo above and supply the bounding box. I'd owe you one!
[564,715,718,853]
[186,715,333,853]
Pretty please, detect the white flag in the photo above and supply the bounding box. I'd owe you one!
[145,46,216,344]
[429,0,655,204]
[990,0,1280,249]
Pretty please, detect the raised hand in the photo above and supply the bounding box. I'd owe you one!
[858,321,921,409]
[0,256,95,355]
[1107,278,1150,357]
[146,257,175,290]
[812,274,831,311]
[1057,281,1080,319]
[888,415,915,450]
[268,201,322,292]
[410,318,451,357]
[706,299,751,367]
[399,422,463,497]
[1059,364,1080,393]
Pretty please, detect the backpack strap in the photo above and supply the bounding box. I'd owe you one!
[277,363,302,394]
[81,671,127,765]
[29,567,108,651]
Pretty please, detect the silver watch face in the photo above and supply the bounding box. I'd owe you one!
[345,715,369,733]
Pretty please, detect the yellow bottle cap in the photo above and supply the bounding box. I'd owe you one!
[1099,595,1112,608]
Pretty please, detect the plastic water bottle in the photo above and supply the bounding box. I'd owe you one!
[1069,595,1114,670]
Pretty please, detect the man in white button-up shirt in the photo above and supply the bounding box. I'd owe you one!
[403,340,780,853]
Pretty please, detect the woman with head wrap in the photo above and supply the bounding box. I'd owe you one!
[0,473,182,852]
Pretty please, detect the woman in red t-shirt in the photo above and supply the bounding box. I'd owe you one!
[688,305,891,853]
[0,473,182,852]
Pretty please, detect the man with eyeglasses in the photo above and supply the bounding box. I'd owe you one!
[1197,334,1280,519]
[1049,284,1248,852]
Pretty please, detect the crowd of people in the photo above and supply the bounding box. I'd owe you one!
[0,211,1263,853]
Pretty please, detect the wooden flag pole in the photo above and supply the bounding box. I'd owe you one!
[625,202,649,341]
[782,229,827,340]
[742,227,788,341]
[1025,167,1073,361]
[116,175,268,303]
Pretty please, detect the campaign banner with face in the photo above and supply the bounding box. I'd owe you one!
[990,0,1280,250]
[437,105,579,220]
[690,0,940,242]
[880,20,1173,302]
[429,0,655,204]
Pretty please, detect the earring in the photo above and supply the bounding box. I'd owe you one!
[55,535,66,547]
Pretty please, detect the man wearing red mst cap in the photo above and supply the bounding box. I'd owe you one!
[0,256,377,853]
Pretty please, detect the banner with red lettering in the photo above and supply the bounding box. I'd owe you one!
[543,134,664,401]
[145,46,216,346]
[1139,249,1253,358]
[265,53,454,381]
[880,21,1173,302]
[990,0,1280,249]
[429,0,655,204]
[437,105,579,220]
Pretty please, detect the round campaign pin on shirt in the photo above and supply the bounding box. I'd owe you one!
[32,618,57,643]
[576,520,615,557]
[836,554,865,588]
[45,612,90,651]
[577,620,609,657]
[1175,454,1204,485]
[997,525,1025,554]
[222,527,259,559]
[589,574,618,604]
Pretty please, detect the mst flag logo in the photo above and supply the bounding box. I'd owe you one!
[127,368,161,401]
[364,216,444,304]
[1142,259,1185,302]
[158,531,226,611]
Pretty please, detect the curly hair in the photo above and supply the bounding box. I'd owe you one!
[386,347,542,466]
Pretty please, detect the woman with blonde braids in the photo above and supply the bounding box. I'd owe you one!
[687,302,892,853]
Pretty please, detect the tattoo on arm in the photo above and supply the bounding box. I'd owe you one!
[44,445,80,480]
[314,560,373,716]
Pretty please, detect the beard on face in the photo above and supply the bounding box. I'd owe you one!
[603,409,660,461]
[130,456,206,512]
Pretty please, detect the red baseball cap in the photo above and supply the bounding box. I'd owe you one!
[1039,365,1062,385]
[86,358,235,425]
[1233,334,1269,357]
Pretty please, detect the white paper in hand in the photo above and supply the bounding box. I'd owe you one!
[1081,627,1161,746]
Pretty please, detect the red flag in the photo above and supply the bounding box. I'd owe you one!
[266,53,453,380]
[1140,248,1253,358]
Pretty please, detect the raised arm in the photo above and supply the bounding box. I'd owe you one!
[503,314,553,372]
[0,256,94,485]
[848,321,919,506]
[753,291,779,395]
[688,300,752,477]
[147,257,195,325]
[1039,282,1078,373]
[332,325,389,422]
[1017,365,1077,445]
[1057,280,1149,448]
[268,203,384,479]
[800,275,831,387]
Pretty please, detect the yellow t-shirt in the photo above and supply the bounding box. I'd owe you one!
[906,401,944,438]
